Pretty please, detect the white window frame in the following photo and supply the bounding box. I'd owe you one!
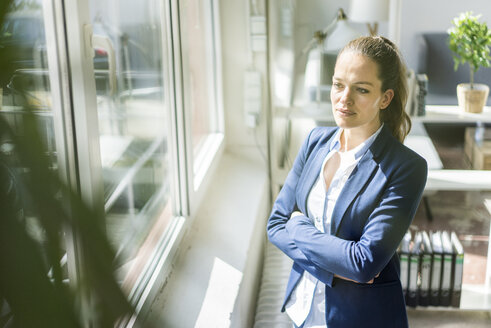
[58,0,189,325]
[178,0,225,216]
[126,0,225,321]
[42,0,93,324]
[39,0,224,325]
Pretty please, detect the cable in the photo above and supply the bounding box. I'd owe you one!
[254,125,268,169]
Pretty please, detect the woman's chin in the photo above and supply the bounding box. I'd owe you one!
[333,116,354,129]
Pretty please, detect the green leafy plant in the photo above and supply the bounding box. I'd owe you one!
[448,11,491,89]
[0,1,157,327]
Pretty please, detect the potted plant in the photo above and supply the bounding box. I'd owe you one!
[448,11,491,113]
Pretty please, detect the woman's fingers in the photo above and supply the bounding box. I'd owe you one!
[334,273,379,284]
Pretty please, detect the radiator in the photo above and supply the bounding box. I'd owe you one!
[253,241,293,328]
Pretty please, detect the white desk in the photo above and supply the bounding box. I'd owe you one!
[404,121,443,170]
[405,122,491,191]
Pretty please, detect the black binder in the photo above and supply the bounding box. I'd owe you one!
[419,231,432,306]
[451,232,464,308]
[440,231,454,307]
[430,231,443,306]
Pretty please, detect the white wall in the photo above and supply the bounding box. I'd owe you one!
[220,0,390,153]
[398,0,491,71]
[270,0,392,110]
[220,0,270,157]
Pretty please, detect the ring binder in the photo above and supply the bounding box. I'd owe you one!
[407,232,420,307]
[419,231,432,306]
[398,231,411,302]
[451,232,464,308]
[440,231,454,307]
[430,231,443,306]
[399,229,464,309]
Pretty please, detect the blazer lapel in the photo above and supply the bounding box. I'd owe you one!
[297,145,329,214]
[330,152,377,235]
[329,126,391,235]
[297,130,338,214]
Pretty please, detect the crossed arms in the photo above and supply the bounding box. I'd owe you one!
[267,129,428,285]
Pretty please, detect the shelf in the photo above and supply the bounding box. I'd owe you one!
[406,284,491,310]
[275,104,491,124]
[426,170,491,191]
[415,105,491,124]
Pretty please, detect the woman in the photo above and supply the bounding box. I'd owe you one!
[267,36,428,328]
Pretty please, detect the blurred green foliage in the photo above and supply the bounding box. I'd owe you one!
[0,1,150,327]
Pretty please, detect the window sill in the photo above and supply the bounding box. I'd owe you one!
[143,150,270,327]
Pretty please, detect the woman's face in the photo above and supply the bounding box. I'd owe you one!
[331,51,394,135]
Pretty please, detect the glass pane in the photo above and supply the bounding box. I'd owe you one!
[0,0,69,318]
[88,0,172,289]
[179,0,220,167]
[0,7,52,145]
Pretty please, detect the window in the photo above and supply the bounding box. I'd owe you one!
[88,0,173,292]
[0,0,223,324]
[0,5,62,256]
[0,2,72,324]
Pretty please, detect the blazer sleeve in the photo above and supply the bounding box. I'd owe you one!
[267,128,335,285]
[286,153,428,283]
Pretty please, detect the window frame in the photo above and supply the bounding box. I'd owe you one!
[57,0,224,325]
[177,0,225,215]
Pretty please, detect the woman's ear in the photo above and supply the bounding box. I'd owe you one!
[380,89,394,110]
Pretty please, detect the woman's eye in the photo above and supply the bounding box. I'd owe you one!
[333,83,343,89]
[357,88,369,94]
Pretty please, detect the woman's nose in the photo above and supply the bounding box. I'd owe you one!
[339,88,353,105]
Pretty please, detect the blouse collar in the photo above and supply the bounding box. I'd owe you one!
[328,124,384,161]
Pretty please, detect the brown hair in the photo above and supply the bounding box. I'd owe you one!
[338,36,411,142]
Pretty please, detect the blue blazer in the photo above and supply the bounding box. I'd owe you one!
[267,125,427,328]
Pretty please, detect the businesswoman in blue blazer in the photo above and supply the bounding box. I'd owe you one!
[267,36,428,328]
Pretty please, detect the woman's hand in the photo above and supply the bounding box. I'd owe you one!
[334,272,380,284]
[290,211,304,219]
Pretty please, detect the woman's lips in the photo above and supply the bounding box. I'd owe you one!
[336,108,355,116]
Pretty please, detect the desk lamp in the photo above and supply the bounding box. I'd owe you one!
[349,0,389,36]
[303,8,360,106]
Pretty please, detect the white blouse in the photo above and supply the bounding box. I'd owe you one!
[285,125,383,327]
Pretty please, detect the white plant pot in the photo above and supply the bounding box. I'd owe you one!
[456,83,489,114]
